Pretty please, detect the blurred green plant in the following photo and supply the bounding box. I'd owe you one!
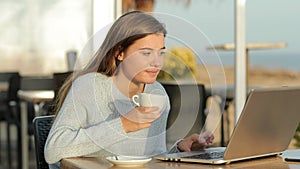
[294,124,300,147]
[157,47,197,80]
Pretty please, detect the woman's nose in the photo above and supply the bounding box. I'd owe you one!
[150,56,163,68]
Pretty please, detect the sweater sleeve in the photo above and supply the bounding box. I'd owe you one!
[44,73,127,164]
[168,139,184,153]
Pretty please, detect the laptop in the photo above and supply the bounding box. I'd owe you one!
[156,87,300,164]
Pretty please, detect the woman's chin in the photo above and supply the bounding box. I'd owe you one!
[143,78,157,84]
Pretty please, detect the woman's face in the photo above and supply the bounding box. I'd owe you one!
[117,34,165,84]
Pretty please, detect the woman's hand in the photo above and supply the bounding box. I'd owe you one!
[177,131,214,152]
[121,106,160,133]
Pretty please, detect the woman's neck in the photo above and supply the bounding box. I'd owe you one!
[112,73,144,98]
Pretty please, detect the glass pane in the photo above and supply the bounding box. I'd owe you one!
[0,0,92,75]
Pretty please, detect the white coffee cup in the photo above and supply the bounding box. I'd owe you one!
[132,93,167,112]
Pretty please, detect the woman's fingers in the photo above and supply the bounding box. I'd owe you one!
[133,106,160,123]
[121,106,161,132]
[178,134,199,152]
[199,131,214,144]
[179,132,215,152]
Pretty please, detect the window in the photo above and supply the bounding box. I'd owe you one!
[0,0,93,75]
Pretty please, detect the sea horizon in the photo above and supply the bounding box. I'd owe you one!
[205,53,300,72]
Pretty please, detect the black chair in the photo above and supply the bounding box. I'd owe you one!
[50,71,73,115]
[0,72,21,169]
[20,76,54,91]
[161,82,206,147]
[0,72,21,122]
[53,71,73,98]
[20,76,55,133]
[0,72,18,152]
[33,115,54,169]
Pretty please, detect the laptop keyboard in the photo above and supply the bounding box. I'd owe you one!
[184,151,224,160]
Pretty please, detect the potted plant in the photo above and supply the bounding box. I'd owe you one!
[294,124,300,147]
[157,47,197,81]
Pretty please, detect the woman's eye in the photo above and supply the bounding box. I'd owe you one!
[142,52,151,56]
[158,49,166,56]
[159,51,166,56]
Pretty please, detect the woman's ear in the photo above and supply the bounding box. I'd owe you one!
[116,52,124,61]
[115,46,124,61]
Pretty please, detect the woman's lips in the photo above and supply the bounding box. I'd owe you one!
[145,69,159,75]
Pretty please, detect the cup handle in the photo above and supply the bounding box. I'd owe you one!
[132,95,140,106]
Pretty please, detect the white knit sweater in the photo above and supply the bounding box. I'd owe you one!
[44,72,179,168]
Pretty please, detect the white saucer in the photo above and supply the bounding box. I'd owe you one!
[106,156,152,167]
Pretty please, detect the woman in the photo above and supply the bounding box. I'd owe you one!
[44,11,214,168]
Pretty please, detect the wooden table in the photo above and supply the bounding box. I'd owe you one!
[207,42,287,66]
[18,90,54,103]
[208,42,287,50]
[61,149,300,169]
[18,90,54,169]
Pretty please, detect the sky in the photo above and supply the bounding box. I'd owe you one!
[153,0,300,71]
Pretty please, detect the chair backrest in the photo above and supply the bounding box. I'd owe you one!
[161,82,206,146]
[0,72,20,120]
[8,73,21,102]
[0,72,19,81]
[33,115,54,169]
[53,71,73,97]
[0,72,21,102]
[20,76,54,91]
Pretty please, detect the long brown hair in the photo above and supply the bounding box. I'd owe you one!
[53,11,167,116]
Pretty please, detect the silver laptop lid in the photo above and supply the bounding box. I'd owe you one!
[224,87,300,160]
